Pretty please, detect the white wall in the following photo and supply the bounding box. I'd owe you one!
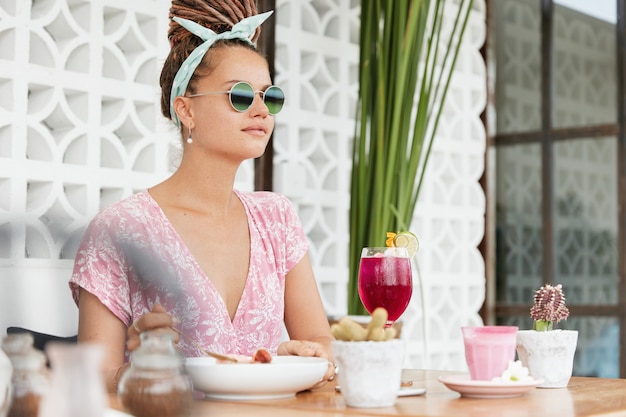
[0,0,487,371]
[274,0,487,371]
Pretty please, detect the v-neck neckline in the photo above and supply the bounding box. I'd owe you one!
[142,190,253,325]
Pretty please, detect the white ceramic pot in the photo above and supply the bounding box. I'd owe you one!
[332,339,405,408]
[0,348,12,417]
[516,329,578,388]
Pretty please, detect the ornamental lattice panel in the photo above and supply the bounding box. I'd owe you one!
[405,0,487,370]
[1,0,175,335]
[274,0,487,371]
[1,0,487,373]
[273,0,360,321]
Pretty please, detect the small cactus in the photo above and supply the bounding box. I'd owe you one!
[530,284,570,331]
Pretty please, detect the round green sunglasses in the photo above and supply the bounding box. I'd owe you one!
[187,81,285,115]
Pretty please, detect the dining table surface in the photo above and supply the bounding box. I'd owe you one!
[108,369,626,417]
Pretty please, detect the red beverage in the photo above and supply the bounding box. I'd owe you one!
[358,252,412,324]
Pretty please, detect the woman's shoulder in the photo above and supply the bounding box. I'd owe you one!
[90,191,156,225]
[235,189,290,204]
[236,190,294,213]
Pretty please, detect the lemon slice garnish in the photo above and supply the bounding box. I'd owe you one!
[392,231,419,258]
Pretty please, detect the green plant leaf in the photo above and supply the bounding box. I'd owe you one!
[348,0,474,314]
[533,320,553,332]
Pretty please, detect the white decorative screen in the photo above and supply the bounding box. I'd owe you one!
[0,0,174,336]
[273,0,360,321]
[273,0,487,371]
[1,0,487,372]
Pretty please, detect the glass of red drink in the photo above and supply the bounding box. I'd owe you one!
[358,247,413,327]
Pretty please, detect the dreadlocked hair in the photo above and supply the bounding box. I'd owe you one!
[159,0,262,120]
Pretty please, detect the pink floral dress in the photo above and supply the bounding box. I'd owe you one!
[69,190,308,357]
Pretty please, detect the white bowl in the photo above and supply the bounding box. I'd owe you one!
[185,356,328,400]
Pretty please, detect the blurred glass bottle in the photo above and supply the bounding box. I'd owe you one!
[118,331,192,417]
[0,339,13,417]
[38,342,107,417]
[1,333,49,417]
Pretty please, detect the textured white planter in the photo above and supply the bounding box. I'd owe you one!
[332,339,405,408]
[516,329,578,388]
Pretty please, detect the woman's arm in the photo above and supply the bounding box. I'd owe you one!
[77,288,128,392]
[76,289,178,392]
[282,253,336,383]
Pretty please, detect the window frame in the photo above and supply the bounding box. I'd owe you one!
[484,0,626,376]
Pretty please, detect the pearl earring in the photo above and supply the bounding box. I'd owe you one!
[186,127,193,144]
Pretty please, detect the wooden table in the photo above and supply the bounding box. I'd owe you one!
[110,370,626,417]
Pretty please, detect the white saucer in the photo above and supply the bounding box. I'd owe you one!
[335,385,426,397]
[438,374,543,399]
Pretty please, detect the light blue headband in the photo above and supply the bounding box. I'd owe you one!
[169,10,274,127]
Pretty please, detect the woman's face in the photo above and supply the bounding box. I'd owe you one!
[186,46,276,161]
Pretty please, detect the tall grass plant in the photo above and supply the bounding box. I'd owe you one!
[348,0,474,314]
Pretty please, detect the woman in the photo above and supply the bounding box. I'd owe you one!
[69,0,335,392]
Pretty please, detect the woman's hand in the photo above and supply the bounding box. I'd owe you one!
[277,340,337,388]
[127,304,179,351]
